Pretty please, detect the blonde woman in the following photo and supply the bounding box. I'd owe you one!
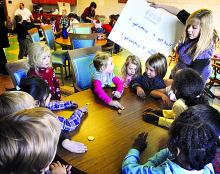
[148,1,219,82]
[171,9,217,82]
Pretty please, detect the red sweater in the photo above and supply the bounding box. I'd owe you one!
[28,67,61,100]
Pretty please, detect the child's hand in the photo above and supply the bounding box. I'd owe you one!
[112,91,121,98]
[62,139,88,153]
[147,1,159,8]
[79,106,88,114]
[161,94,172,107]
[136,87,146,98]
[109,100,124,110]
[50,161,69,174]
[132,132,148,153]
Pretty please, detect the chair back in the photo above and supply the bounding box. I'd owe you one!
[28,28,40,42]
[41,25,56,50]
[67,46,101,91]
[69,33,97,49]
[72,23,93,34]
[6,59,29,88]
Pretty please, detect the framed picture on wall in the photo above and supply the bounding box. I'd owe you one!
[118,0,127,3]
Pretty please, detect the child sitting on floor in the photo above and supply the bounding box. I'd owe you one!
[27,42,61,100]
[92,52,124,109]
[143,68,208,128]
[122,104,219,174]
[121,55,142,87]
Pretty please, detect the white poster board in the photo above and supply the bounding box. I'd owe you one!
[58,2,71,15]
[109,0,184,60]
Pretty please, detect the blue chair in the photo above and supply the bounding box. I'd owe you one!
[69,33,97,50]
[71,23,93,34]
[28,28,41,42]
[14,69,27,87]
[74,27,91,34]
[41,25,67,85]
[67,46,101,91]
[6,59,29,89]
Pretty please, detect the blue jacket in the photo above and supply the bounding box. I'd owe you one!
[122,148,215,174]
[131,72,166,93]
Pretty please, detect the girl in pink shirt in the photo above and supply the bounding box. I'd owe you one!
[121,55,142,87]
[92,52,124,109]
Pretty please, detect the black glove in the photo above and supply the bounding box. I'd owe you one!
[143,108,163,116]
[132,132,148,153]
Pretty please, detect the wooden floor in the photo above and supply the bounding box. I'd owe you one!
[0,75,14,94]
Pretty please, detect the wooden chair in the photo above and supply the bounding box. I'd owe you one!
[6,59,29,89]
[205,55,220,99]
[28,28,41,42]
[67,46,101,92]
[69,33,97,50]
[41,25,67,85]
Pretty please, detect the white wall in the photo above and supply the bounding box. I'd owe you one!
[76,0,220,32]
[6,0,33,19]
[5,0,220,33]
[76,0,126,20]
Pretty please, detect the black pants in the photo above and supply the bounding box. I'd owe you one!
[0,48,8,74]
[18,38,32,59]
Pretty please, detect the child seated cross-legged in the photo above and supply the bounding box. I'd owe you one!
[122,104,219,174]
[19,76,88,153]
[0,107,62,174]
[92,52,124,109]
[131,53,171,106]
[121,55,142,88]
[143,68,208,128]
[27,42,61,101]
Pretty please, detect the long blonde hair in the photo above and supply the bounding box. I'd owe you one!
[28,42,51,69]
[121,55,142,80]
[182,9,216,60]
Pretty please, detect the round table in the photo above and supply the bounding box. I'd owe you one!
[55,37,107,48]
